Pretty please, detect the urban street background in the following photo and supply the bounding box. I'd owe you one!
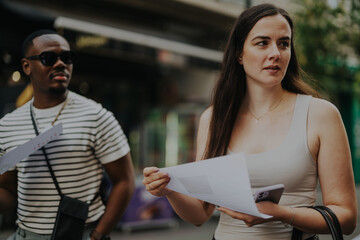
[0,0,359,239]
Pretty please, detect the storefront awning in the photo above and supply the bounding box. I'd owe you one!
[54,16,223,63]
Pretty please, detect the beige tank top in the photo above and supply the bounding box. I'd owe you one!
[214,94,317,240]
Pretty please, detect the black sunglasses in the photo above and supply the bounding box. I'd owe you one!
[25,51,76,66]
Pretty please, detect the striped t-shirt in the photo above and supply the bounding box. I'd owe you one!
[0,91,130,234]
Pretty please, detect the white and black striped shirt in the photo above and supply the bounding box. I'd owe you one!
[0,91,130,234]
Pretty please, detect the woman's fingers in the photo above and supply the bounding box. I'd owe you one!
[145,178,171,196]
[145,175,170,191]
[143,167,159,177]
[143,169,169,185]
[217,207,266,227]
[142,167,171,196]
[217,207,247,219]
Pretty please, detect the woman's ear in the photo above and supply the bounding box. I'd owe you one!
[236,51,243,65]
[237,55,243,65]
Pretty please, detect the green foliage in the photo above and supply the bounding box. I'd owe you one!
[294,0,360,100]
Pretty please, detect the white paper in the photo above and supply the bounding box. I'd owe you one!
[161,152,272,218]
[0,123,63,174]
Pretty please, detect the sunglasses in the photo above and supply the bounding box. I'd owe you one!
[25,51,76,66]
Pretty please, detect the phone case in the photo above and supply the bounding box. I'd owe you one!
[253,184,284,204]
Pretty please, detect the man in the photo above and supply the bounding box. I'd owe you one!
[0,29,135,240]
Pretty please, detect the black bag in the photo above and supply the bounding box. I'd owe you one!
[292,206,343,240]
[51,196,89,240]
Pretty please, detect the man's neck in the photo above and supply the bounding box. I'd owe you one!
[33,91,68,109]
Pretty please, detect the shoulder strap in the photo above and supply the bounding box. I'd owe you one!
[291,227,302,240]
[317,206,342,235]
[30,105,63,197]
[310,206,343,240]
[286,95,312,146]
[292,205,343,240]
[292,95,312,133]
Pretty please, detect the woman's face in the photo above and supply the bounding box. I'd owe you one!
[240,14,291,88]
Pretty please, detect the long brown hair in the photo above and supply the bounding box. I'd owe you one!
[203,4,319,160]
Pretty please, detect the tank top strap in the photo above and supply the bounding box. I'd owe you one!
[289,94,312,141]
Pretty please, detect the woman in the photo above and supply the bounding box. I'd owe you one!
[142,3,357,239]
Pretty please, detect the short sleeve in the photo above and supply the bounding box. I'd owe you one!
[93,107,130,164]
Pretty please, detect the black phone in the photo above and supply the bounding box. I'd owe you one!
[253,184,284,204]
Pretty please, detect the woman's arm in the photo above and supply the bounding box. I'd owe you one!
[297,98,357,234]
[143,107,216,226]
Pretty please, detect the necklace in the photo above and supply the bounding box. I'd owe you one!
[51,97,68,125]
[247,94,285,124]
[31,93,68,127]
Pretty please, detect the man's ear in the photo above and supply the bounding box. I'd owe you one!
[21,58,31,76]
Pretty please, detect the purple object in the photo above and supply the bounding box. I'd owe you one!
[117,184,176,230]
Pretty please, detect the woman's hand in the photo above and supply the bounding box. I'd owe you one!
[142,167,173,197]
[217,201,280,227]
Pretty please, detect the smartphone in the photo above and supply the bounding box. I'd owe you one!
[253,184,284,204]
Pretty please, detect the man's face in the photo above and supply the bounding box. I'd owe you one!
[22,34,73,96]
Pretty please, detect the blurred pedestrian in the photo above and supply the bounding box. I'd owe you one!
[142,3,357,239]
[0,29,135,240]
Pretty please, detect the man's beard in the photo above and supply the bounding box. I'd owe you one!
[49,86,67,95]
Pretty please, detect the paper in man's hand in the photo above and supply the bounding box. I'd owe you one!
[0,123,63,174]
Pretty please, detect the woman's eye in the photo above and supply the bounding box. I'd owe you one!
[256,41,267,46]
[279,42,290,48]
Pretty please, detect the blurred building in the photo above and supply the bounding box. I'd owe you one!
[0,0,230,169]
[0,0,302,171]
[0,0,244,230]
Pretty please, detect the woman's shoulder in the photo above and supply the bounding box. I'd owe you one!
[308,96,342,124]
[310,97,340,113]
[197,106,213,131]
[201,106,213,119]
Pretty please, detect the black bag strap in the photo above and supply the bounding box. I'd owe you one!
[291,227,302,240]
[315,206,342,236]
[30,105,99,204]
[310,206,343,240]
[292,206,343,240]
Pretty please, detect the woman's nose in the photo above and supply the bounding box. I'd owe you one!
[269,44,280,60]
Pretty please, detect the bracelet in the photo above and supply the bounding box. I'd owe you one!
[90,229,111,240]
[289,207,296,225]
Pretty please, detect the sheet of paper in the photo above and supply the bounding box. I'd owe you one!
[161,152,271,218]
[0,123,63,174]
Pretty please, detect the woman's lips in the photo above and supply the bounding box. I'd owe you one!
[264,65,280,73]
